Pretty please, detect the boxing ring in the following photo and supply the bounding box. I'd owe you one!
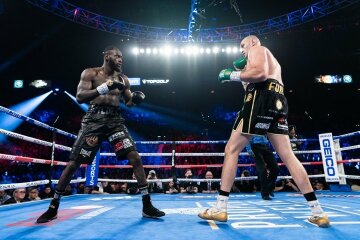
[1,106,360,240]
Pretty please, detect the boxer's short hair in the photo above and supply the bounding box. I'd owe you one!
[103,46,119,55]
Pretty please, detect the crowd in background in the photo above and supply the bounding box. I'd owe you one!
[1,109,360,206]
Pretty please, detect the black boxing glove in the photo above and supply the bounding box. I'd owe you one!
[132,91,145,105]
[96,79,125,95]
[111,80,125,91]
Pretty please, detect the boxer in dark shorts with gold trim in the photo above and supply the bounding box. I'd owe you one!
[233,79,289,135]
[36,46,165,223]
[199,35,330,228]
[70,104,136,163]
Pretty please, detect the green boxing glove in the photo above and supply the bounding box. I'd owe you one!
[218,68,242,83]
[233,56,247,70]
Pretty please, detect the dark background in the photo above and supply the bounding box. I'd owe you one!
[0,0,359,139]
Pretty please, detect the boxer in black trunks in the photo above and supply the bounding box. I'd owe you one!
[198,35,330,228]
[36,46,165,223]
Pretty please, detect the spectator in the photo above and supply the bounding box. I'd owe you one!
[147,170,163,193]
[200,170,220,193]
[92,178,111,194]
[0,190,11,204]
[275,179,300,192]
[40,185,54,199]
[84,186,94,194]
[314,181,325,191]
[3,188,30,205]
[288,125,302,151]
[76,183,85,194]
[120,183,128,193]
[28,187,41,201]
[234,170,256,193]
[101,177,113,193]
[180,169,199,194]
[164,181,179,194]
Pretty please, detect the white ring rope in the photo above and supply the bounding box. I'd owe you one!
[340,174,360,180]
[101,152,173,157]
[3,173,360,191]
[335,131,360,139]
[0,125,359,158]
[1,106,359,192]
[5,128,352,157]
[339,144,360,151]
[0,128,71,152]
[96,174,327,183]
[1,104,359,145]
[0,179,85,190]
[0,106,77,139]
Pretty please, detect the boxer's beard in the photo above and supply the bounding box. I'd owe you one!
[109,60,121,73]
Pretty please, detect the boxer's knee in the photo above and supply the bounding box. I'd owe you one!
[128,151,142,168]
[224,143,240,159]
[67,161,81,172]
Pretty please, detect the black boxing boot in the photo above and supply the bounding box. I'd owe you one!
[261,192,272,201]
[36,190,63,223]
[36,199,59,223]
[142,194,165,218]
[268,182,275,197]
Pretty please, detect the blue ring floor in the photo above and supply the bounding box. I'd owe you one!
[1,191,360,240]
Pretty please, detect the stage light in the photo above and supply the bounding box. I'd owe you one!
[185,46,191,55]
[74,8,79,16]
[64,91,89,112]
[163,45,172,56]
[13,80,24,89]
[192,46,199,55]
[139,103,210,134]
[29,79,51,88]
[54,88,60,92]
[0,91,53,142]
[212,47,219,54]
[132,47,139,55]
[131,45,240,56]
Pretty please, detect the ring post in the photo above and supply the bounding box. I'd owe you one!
[334,138,347,185]
[171,140,177,183]
[49,116,59,186]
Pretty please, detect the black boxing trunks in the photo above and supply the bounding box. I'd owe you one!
[233,79,289,135]
[69,104,136,164]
